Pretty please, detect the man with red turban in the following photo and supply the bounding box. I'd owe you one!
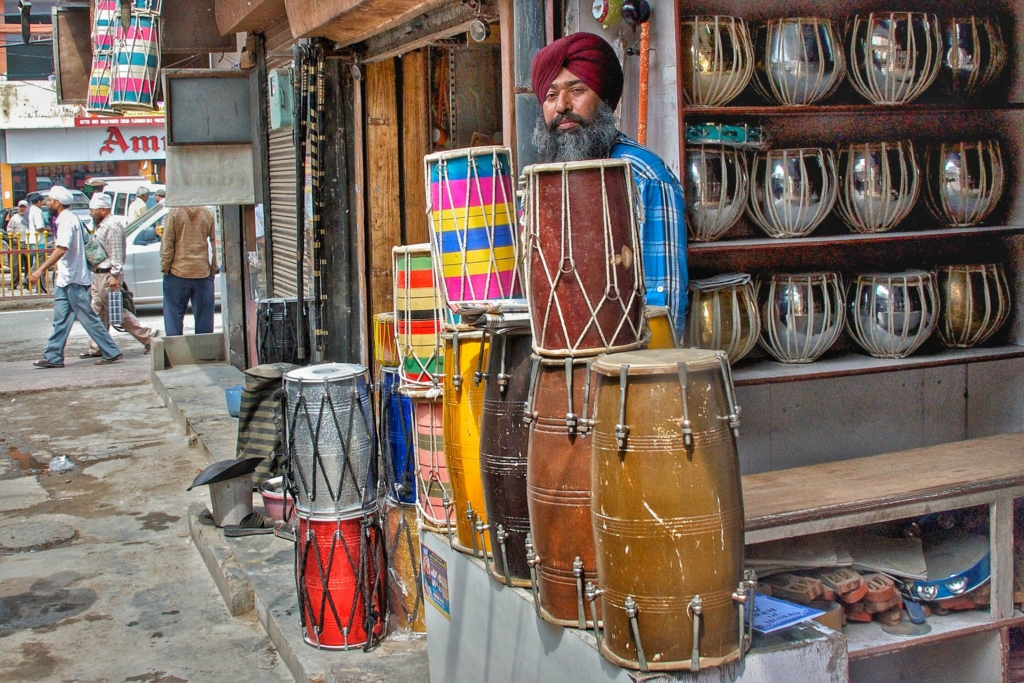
[531,32,689,338]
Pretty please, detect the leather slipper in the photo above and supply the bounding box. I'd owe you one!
[223,512,274,537]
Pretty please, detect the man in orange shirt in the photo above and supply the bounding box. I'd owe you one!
[160,206,218,336]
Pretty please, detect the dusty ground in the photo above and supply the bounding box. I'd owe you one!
[0,368,291,681]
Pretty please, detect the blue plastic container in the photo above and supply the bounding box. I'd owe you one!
[378,368,416,503]
[225,385,243,417]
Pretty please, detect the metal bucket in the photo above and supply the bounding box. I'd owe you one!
[209,473,254,527]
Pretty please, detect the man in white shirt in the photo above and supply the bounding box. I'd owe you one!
[29,186,122,368]
[128,186,150,223]
[25,192,48,293]
[6,200,29,289]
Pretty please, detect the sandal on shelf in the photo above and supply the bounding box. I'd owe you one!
[223,512,274,537]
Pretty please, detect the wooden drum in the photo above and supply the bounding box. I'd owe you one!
[524,356,599,628]
[394,245,445,393]
[442,329,491,555]
[590,349,749,672]
[479,323,533,587]
[522,160,647,357]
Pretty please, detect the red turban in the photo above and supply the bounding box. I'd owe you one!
[531,32,624,110]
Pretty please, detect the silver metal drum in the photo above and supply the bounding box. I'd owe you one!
[687,273,760,363]
[848,12,942,105]
[758,272,845,363]
[936,263,1011,349]
[848,271,938,359]
[284,363,377,516]
[752,17,846,106]
[924,140,1004,227]
[943,16,1007,100]
[684,145,749,242]
[749,148,838,239]
[680,16,754,107]
[836,141,920,234]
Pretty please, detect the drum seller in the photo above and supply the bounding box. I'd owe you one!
[531,33,689,337]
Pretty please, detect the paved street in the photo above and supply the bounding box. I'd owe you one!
[0,309,290,682]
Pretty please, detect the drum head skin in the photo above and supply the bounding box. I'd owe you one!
[592,348,723,376]
[285,363,367,383]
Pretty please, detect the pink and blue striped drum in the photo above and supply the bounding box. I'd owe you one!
[425,147,525,314]
[92,0,120,53]
[111,15,160,111]
[87,54,115,114]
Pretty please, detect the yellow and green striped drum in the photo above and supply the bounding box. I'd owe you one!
[394,245,445,393]
[442,328,491,555]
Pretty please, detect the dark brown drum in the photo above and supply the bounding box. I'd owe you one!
[525,356,600,628]
[590,349,749,672]
[522,160,647,357]
[479,324,533,587]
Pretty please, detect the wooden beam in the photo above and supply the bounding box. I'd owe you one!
[365,58,402,321]
[498,0,515,166]
[401,50,429,246]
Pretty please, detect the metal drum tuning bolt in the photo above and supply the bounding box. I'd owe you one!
[574,557,587,630]
[625,596,648,673]
[475,515,491,573]
[688,595,704,673]
[525,534,542,617]
[585,582,603,650]
[495,523,512,587]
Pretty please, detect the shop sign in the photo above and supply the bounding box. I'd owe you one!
[5,124,168,164]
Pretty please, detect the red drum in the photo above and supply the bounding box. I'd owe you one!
[295,512,386,650]
[522,160,647,357]
[525,356,600,627]
[413,399,452,532]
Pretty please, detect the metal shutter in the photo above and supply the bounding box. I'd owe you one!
[265,19,299,298]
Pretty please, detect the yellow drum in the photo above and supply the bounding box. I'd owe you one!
[374,312,400,367]
[443,328,491,555]
[645,305,679,350]
[383,498,426,633]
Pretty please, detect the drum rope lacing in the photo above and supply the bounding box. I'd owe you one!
[394,247,445,389]
[415,401,452,529]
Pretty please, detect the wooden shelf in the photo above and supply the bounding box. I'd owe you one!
[683,102,1024,117]
[732,346,1024,387]
[689,226,1024,255]
[844,610,1024,660]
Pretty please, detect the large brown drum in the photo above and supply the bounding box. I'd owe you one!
[521,160,647,357]
[525,356,599,627]
[590,349,747,672]
[479,323,533,587]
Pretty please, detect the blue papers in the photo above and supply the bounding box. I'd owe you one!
[752,593,825,634]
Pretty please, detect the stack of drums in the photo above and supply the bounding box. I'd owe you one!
[87,0,162,113]
[424,147,526,565]
[520,159,648,627]
[86,0,119,113]
[256,298,310,366]
[283,364,385,650]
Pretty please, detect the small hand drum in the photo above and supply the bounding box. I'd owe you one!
[936,263,1010,348]
[848,12,942,106]
[687,273,760,363]
[684,145,748,242]
[836,141,920,234]
[942,16,1007,100]
[847,271,939,359]
[757,272,845,363]
[749,148,838,239]
[752,17,846,106]
[924,140,1005,228]
[680,16,754,107]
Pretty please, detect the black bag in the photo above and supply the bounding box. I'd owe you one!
[120,282,136,315]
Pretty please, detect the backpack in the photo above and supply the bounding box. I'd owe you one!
[79,221,108,271]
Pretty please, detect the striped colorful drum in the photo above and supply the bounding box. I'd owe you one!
[645,305,680,350]
[373,312,399,367]
[92,0,120,53]
[383,498,426,633]
[413,399,451,531]
[442,329,491,555]
[111,15,160,111]
[379,368,416,504]
[394,245,445,393]
[87,54,115,114]
[425,147,525,314]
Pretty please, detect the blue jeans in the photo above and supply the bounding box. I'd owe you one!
[44,283,121,363]
[163,273,215,336]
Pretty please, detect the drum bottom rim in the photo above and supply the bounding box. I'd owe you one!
[537,605,600,630]
[302,631,378,651]
[452,541,492,559]
[487,567,532,589]
[599,642,741,672]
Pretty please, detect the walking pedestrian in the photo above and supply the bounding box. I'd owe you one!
[6,200,29,289]
[26,192,48,294]
[160,206,218,336]
[81,192,161,358]
[128,186,150,222]
[29,186,122,368]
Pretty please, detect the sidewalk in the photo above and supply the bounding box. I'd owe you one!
[151,347,429,683]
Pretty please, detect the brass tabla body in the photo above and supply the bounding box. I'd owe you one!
[525,356,600,627]
[936,263,1011,348]
[686,274,760,363]
[442,329,492,555]
[383,498,426,633]
[590,349,748,672]
[479,324,534,587]
[522,160,647,357]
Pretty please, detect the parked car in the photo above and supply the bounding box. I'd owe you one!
[85,177,164,225]
[121,205,221,306]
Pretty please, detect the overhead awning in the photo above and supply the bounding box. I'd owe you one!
[214,0,287,36]
[283,0,447,47]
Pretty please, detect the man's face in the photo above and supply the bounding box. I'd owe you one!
[45,197,59,212]
[90,208,110,224]
[17,206,26,216]
[542,68,602,129]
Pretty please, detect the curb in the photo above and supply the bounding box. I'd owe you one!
[187,502,255,617]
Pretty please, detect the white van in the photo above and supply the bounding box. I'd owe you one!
[85,176,165,223]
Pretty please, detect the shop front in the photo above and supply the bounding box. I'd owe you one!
[2,116,166,206]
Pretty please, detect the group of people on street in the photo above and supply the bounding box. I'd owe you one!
[27,185,219,369]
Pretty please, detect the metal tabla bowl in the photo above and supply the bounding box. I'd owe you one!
[686,273,760,363]
[943,16,1007,100]
[680,15,755,107]
[848,12,942,105]
[757,272,845,363]
[749,147,838,238]
[936,263,1010,348]
[752,17,846,106]
[847,270,938,359]
[924,140,1004,227]
[836,140,920,234]
[684,145,748,242]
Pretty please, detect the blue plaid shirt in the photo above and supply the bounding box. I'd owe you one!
[609,133,689,337]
